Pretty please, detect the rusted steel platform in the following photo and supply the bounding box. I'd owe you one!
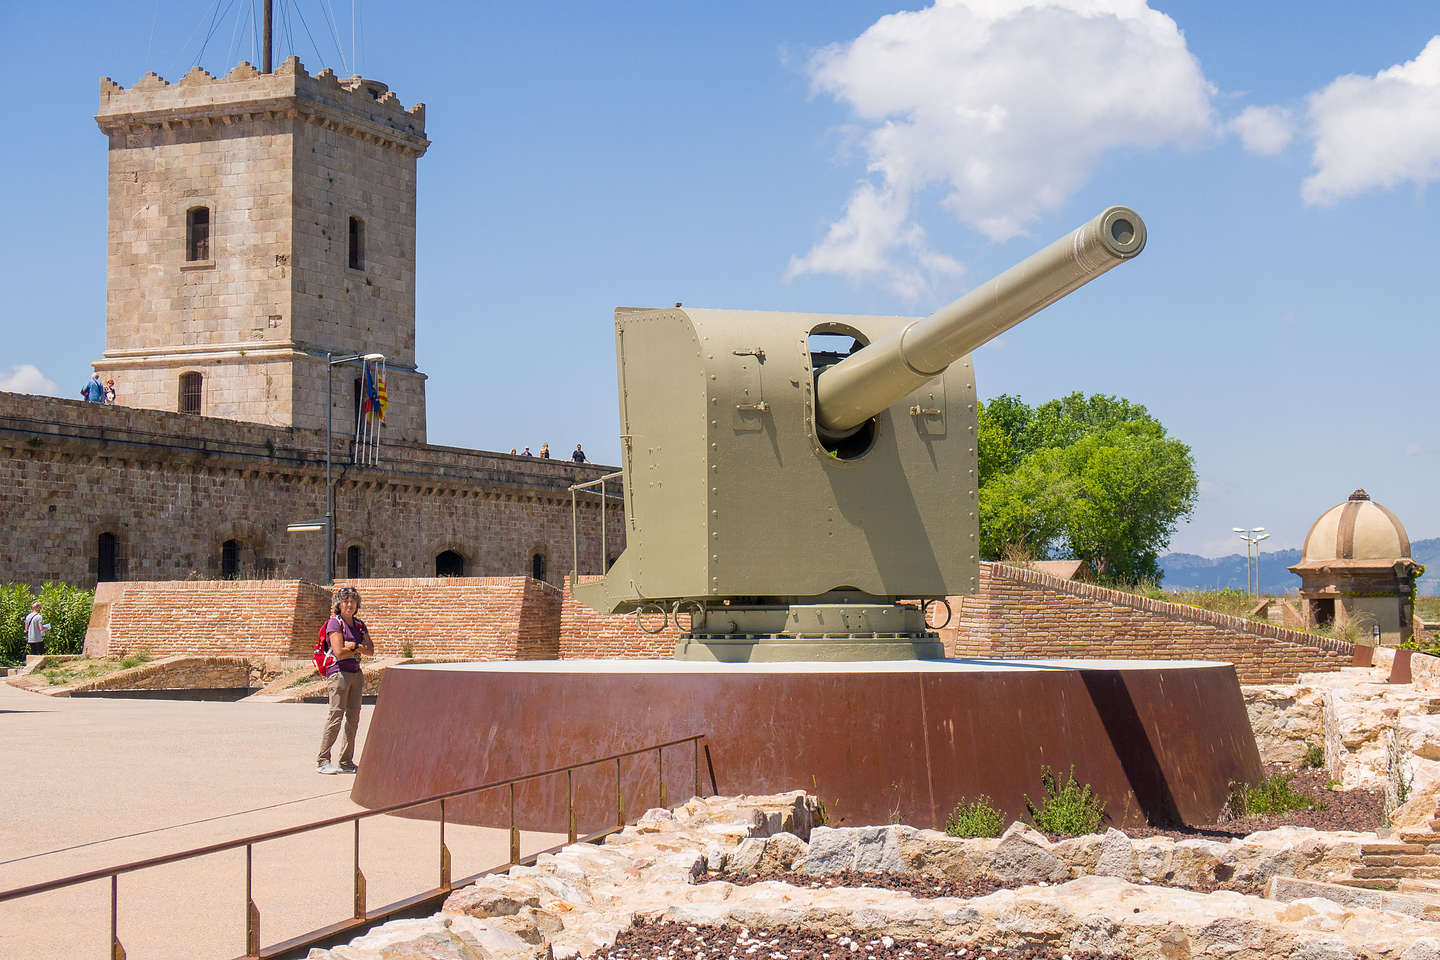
[351,659,1261,830]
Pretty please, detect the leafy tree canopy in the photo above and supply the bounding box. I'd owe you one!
[976,392,1197,583]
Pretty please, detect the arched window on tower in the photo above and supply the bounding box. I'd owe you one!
[186,206,211,261]
[435,550,465,577]
[179,372,203,415]
[347,545,363,579]
[97,532,118,583]
[221,539,242,579]
[348,216,365,270]
[531,552,547,583]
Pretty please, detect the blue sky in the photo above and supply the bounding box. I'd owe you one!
[2,0,1436,558]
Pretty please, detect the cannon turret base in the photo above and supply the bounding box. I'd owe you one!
[671,600,944,662]
[675,636,944,662]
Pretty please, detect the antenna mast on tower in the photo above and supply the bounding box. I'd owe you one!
[262,0,273,73]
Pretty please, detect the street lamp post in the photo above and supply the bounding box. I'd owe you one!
[1232,526,1268,596]
[323,352,385,583]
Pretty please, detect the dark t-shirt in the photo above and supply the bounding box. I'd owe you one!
[324,616,368,674]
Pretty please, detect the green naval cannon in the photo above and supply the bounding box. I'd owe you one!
[572,206,1146,661]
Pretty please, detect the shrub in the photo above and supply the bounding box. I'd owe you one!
[400,640,415,659]
[1303,744,1326,769]
[0,583,32,664]
[0,582,95,663]
[1229,773,1325,817]
[945,795,1006,838]
[1025,765,1106,835]
[38,581,94,655]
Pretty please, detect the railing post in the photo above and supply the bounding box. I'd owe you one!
[508,783,520,865]
[111,873,126,960]
[353,820,366,920]
[694,738,702,800]
[615,757,624,829]
[657,746,667,808]
[245,844,260,958]
[567,769,577,845]
[439,799,452,891]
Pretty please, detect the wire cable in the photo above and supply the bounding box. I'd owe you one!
[319,0,349,75]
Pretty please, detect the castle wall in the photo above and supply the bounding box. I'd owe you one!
[0,392,623,589]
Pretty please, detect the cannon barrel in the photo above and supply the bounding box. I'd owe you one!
[814,205,1146,438]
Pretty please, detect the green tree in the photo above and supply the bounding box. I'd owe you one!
[976,392,1197,584]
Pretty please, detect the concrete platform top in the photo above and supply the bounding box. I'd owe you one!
[393,656,1232,675]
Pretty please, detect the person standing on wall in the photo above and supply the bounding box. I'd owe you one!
[104,379,117,404]
[317,587,373,775]
[538,442,550,459]
[570,444,587,463]
[23,602,49,657]
[80,372,105,402]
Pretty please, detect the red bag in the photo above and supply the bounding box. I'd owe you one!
[314,621,337,676]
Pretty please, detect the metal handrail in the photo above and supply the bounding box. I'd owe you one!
[0,733,715,960]
[569,469,624,580]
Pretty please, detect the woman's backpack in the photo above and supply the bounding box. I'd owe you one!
[314,621,337,676]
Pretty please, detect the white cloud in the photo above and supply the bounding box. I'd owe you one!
[0,364,59,395]
[788,0,1215,296]
[1406,442,1424,456]
[1302,36,1440,206]
[1229,105,1295,155]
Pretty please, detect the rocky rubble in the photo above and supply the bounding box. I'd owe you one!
[1242,662,1440,831]
[308,792,1440,960]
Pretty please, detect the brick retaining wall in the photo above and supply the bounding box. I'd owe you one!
[331,577,564,660]
[88,579,329,657]
[942,563,1352,683]
[84,565,1357,680]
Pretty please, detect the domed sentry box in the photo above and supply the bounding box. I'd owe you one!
[1288,489,1422,645]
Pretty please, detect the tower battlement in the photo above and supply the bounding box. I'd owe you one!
[98,57,427,155]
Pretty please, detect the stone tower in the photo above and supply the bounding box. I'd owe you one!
[93,57,429,443]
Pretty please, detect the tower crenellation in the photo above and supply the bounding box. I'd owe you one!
[95,56,429,443]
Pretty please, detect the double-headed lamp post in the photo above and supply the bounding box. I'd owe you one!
[1232,526,1270,596]
[286,352,384,583]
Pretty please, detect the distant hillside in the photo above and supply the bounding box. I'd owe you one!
[1160,537,1439,595]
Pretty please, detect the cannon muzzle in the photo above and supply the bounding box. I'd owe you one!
[814,205,1146,438]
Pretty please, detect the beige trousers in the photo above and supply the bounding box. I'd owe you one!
[317,669,364,766]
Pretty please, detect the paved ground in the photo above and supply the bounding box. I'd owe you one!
[0,681,561,960]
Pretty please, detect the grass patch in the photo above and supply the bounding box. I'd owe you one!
[945,795,1006,838]
[1026,765,1106,836]
[40,652,150,686]
[1303,744,1326,769]
[1229,773,1326,817]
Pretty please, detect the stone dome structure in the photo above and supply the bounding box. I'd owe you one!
[1289,489,1421,644]
[1296,489,1412,566]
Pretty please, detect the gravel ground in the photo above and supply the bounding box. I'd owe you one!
[1123,768,1384,841]
[714,867,1262,898]
[597,921,1107,960]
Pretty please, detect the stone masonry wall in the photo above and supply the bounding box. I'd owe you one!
[943,562,1353,684]
[0,392,623,588]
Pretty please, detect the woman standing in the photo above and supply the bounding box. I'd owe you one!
[317,586,373,774]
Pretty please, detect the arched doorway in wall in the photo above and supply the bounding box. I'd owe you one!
[346,545,364,579]
[435,550,465,577]
[531,551,547,583]
[222,539,242,579]
[97,532,118,583]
